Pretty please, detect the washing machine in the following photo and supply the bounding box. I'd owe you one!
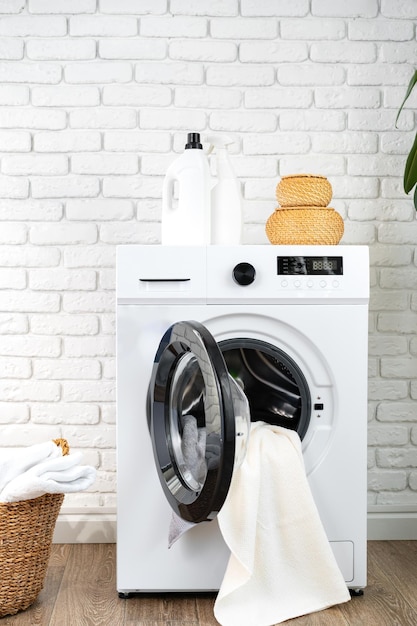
[116,244,369,596]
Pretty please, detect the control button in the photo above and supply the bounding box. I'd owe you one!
[307,280,314,288]
[332,280,339,288]
[232,262,256,286]
[281,279,288,288]
[320,280,327,288]
[293,280,301,288]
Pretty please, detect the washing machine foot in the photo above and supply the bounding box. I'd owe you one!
[349,588,364,597]
[118,592,134,599]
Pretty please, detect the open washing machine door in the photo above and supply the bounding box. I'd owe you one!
[148,320,251,523]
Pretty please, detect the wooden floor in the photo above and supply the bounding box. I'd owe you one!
[2,541,417,625]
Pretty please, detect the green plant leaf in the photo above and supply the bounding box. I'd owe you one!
[404,132,417,193]
[414,185,417,210]
[396,69,417,127]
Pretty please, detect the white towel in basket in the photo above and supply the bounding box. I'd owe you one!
[214,422,350,626]
[0,450,96,503]
[0,441,61,494]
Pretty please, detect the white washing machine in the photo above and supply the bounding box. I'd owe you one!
[116,245,369,596]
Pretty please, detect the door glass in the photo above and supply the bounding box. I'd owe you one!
[169,352,212,492]
[152,322,231,509]
[168,351,250,493]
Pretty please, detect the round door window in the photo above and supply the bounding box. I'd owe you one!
[149,321,237,523]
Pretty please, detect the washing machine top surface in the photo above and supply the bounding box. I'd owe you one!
[117,245,369,305]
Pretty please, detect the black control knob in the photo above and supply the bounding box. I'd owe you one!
[233,262,256,286]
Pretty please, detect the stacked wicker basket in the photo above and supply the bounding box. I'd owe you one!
[265,174,344,245]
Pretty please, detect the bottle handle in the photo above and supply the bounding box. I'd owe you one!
[162,172,175,212]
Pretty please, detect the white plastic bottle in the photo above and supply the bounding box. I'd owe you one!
[161,132,211,246]
[207,135,243,245]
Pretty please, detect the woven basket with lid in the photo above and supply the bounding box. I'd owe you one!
[276,174,332,208]
[0,439,68,617]
[266,173,344,245]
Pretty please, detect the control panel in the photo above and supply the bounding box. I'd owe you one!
[206,245,369,304]
[117,245,369,305]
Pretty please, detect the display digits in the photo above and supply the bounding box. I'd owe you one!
[312,260,334,271]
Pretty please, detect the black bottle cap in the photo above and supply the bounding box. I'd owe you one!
[185,132,202,149]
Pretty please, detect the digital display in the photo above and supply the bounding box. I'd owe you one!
[277,256,343,276]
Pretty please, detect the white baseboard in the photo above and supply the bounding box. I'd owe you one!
[367,508,417,540]
[53,509,417,544]
[53,511,116,544]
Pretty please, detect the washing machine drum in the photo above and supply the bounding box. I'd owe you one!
[148,320,251,524]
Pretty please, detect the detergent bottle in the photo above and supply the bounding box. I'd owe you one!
[207,135,243,245]
[161,132,211,245]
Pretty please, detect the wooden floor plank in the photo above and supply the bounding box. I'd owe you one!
[371,540,417,613]
[124,593,198,623]
[48,544,126,626]
[47,544,72,567]
[125,622,198,626]
[1,544,70,626]
[195,594,218,626]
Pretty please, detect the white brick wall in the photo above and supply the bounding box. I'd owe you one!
[0,0,416,521]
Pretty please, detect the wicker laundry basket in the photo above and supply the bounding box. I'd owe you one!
[0,439,68,617]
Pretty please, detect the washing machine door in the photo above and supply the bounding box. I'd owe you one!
[148,320,243,523]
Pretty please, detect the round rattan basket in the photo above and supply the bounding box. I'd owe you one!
[276,174,333,208]
[265,207,344,245]
[0,439,67,617]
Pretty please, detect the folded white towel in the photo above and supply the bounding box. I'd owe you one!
[0,441,61,494]
[0,450,96,503]
[214,422,350,626]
